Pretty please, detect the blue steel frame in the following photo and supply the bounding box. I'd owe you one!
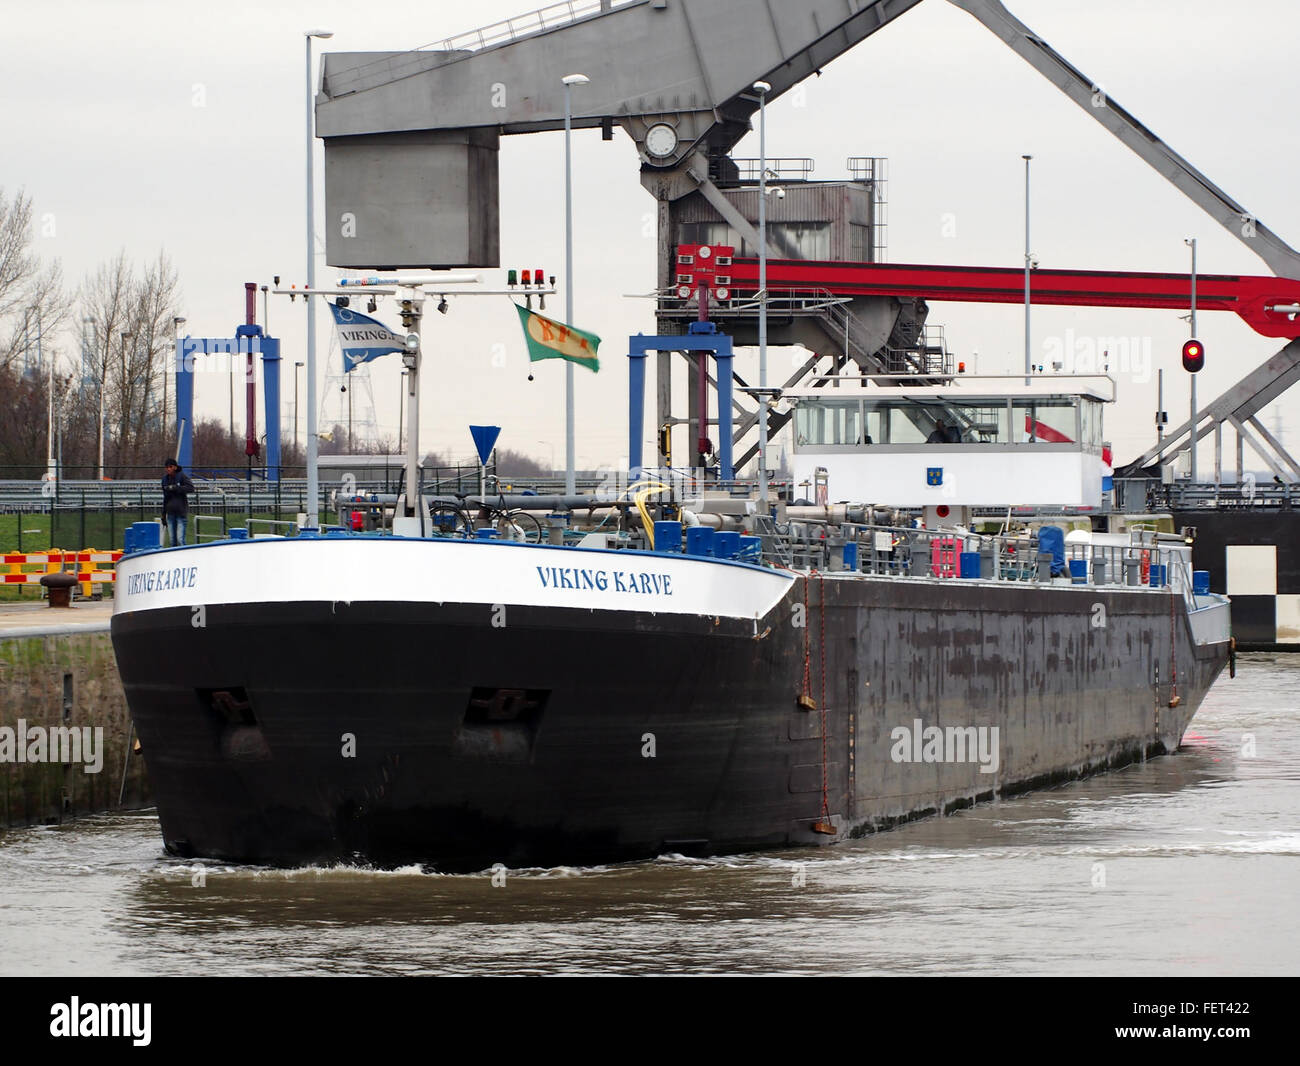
[175,328,282,480]
[628,322,733,480]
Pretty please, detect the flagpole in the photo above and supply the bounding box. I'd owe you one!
[305,30,333,530]
[402,294,424,534]
[562,74,588,497]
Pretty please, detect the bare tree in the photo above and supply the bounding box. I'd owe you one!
[81,251,133,477]
[0,186,68,381]
[81,249,181,475]
[116,251,179,467]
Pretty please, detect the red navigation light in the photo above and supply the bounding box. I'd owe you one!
[1182,339,1205,373]
[535,268,544,287]
[521,269,532,285]
[957,361,966,373]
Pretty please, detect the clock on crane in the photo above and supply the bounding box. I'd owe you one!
[644,123,679,159]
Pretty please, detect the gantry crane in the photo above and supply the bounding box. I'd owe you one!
[315,0,1300,480]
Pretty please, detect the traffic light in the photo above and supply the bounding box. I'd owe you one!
[1182,339,1205,373]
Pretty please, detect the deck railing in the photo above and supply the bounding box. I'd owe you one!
[767,519,1199,594]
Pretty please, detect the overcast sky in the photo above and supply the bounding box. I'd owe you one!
[6,0,1298,470]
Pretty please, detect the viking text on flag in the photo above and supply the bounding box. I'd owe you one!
[330,303,407,372]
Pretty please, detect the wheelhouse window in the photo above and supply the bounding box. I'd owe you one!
[795,400,862,445]
[1012,397,1078,444]
[793,394,1094,448]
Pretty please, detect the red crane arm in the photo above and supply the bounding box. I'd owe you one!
[723,258,1300,339]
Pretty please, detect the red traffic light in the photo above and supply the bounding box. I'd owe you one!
[1182,339,1205,373]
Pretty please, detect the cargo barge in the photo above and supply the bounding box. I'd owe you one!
[110,375,1232,870]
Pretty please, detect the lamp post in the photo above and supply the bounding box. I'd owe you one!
[754,80,772,508]
[1186,237,1198,483]
[398,368,407,456]
[119,331,134,475]
[170,316,185,450]
[538,439,556,475]
[294,360,305,454]
[89,318,104,480]
[305,28,334,527]
[562,72,589,497]
[1023,154,1033,385]
[29,307,53,476]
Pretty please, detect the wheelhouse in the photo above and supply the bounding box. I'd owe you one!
[788,375,1113,507]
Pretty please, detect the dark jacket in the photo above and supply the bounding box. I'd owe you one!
[162,468,194,518]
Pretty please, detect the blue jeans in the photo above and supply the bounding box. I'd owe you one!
[166,514,187,546]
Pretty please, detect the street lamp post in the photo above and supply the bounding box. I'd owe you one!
[1186,237,1198,484]
[562,73,589,497]
[305,28,334,527]
[398,369,407,455]
[537,439,556,475]
[754,80,772,509]
[121,332,133,463]
[29,307,53,476]
[294,361,305,454]
[88,318,104,480]
[1023,154,1033,385]
[170,316,185,451]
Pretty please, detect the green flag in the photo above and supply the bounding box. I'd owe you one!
[514,303,600,372]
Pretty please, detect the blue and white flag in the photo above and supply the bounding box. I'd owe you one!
[329,303,405,372]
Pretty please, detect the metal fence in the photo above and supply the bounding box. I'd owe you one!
[1120,477,1299,512]
[0,462,499,553]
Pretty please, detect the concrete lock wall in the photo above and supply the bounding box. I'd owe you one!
[0,631,149,829]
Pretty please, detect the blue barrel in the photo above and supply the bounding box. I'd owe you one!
[713,531,742,560]
[1149,563,1166,588]
[654,521,682,553]
[843,541,859,571]
[475,527,500,540]
[1037,525,1066,576]
[1068,559,1088,584]
[738,536,762,563]
[959,551,981,579]
[1193,570,1211,595]
[125,521,161,553]
[228,527,249,540]
[685,526,714,557]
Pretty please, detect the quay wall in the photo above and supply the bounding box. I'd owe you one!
[0,626,149,828]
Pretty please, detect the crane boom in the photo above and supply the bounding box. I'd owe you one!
[723,257,1300,339]
[948,0,1300,280]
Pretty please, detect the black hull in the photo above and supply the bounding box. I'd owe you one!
[111,575,1229,871]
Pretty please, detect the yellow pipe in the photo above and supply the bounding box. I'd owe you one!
[628,480,671,549]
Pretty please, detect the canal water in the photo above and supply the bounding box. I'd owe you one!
[1,654,1296,976]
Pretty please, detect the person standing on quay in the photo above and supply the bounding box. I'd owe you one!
[161,459,193,546]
